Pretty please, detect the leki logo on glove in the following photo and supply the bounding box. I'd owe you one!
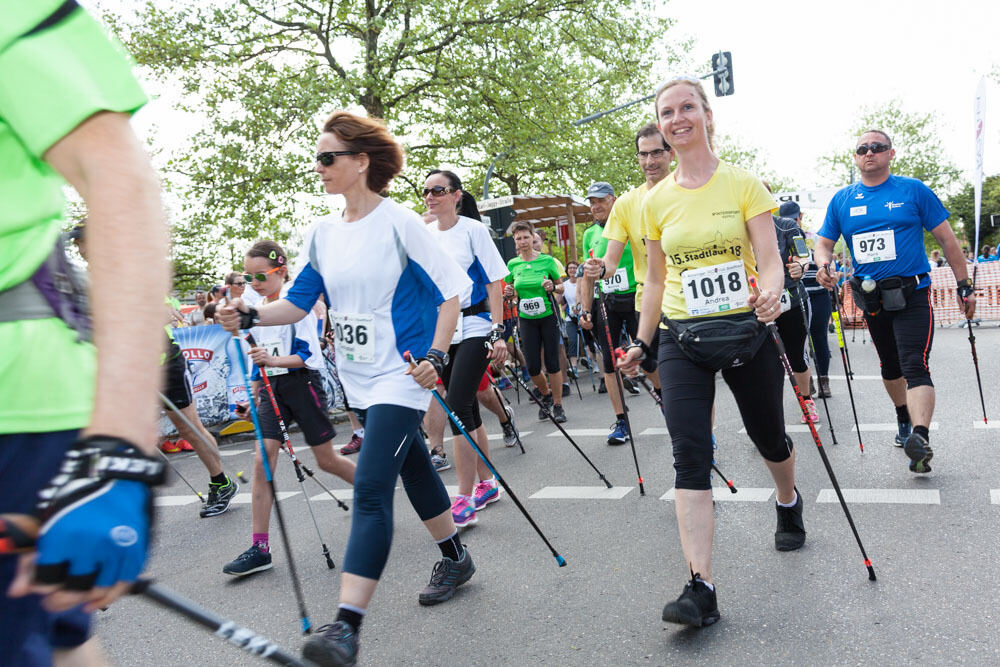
[110,525,138,547]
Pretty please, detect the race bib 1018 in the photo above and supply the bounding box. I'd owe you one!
[680,260,748,316]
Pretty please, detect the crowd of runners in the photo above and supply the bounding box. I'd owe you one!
[0,4,986,666]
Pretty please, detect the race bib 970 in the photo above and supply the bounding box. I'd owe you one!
[602,267,629,293]
[852,230,896,263]
[680,260,748,316]
[330,312,375,363]
[519,297,546,317]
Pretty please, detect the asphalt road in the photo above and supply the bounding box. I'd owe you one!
[96,325,1000,666]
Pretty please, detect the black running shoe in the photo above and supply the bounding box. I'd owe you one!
[598,378,607,394]
[661,573,719,627]
[418,548,475,606]
[895,420,912,447]
[552,404,567,423]
[904,431,933,473]
[200,477,239,518]
[222,544,272,576]
[538,393,553,421]
[775,488,806,551]
[622,377,640,395]
[302,620,359,666]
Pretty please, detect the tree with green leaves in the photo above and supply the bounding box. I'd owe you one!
[942,174,1000,253]
[107,0,686,289]
[817,99,959,193]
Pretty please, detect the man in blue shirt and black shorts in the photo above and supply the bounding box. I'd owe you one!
[815,130,975,474]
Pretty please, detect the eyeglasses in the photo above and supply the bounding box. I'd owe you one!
[243,266,282,283]
[229,281,246,287]
[422,185,456,197]
[636,148,668,159]
[855,142,891,156]
[316,151,360,166]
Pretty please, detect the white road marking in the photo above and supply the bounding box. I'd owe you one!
[219,448,252,457]
[155,495,201,506]
[529,486,633,499]
[974,422,1000,429]
[660,487,774,502]
[816,488,940,504]
[487,431,533,440]
[231,491,300,504]
[738,425,812,434]
[990,490,1000,504]
[852,422,938,432]
[546,429,611,437]
[640,427,669,436]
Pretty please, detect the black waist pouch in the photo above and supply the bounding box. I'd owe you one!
[849,275,919,314]
[662,311,768,371]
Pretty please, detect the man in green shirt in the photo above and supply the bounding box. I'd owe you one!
[1,3,169,663]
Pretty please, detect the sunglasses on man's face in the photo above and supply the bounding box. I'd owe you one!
[423,185,456,197]
[243,266,282,283]
[855,142,891,156]
[316,151,360,166]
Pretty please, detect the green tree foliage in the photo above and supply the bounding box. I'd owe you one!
[107,0,684,288]
[818,99,959,193]
[942,175,1000,253]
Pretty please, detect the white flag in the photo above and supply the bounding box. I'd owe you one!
[973,76,986,263]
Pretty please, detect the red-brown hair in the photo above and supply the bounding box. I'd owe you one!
[322,111,404,193]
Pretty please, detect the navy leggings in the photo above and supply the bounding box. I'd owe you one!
[657,329,792,490]
[343,404,451,580]
[807,289,832,376]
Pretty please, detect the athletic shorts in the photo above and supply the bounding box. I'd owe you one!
[162,351,193,411]
[864,287,934,389]
[1,431,91,664]
[255,369,335,446]
[478,371,491,393]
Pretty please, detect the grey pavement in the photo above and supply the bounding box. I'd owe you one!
[97,326,1000,665]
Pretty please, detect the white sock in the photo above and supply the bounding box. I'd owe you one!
[695,577,715,591]
[776,489,798,508]
[353,428,364,438]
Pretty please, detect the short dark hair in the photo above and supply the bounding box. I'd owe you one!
[322,111,403,193]
[510,221,534,237]
[635,122,669,152]
[861,129,892,146]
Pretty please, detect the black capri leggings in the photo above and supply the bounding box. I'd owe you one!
[774,301,811,374]
[864,287,934,389]
[518,314,561,376]
[657,328,792,490]
[591,294,639,374]
[442,336,490,436]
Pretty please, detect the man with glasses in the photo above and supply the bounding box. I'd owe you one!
[815,130,975,474]
[581,124,673,444]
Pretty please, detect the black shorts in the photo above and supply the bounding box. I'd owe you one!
[864,287,934,389]
[256,369,335,446]
[591,292,639,374]
[162,351,193,411]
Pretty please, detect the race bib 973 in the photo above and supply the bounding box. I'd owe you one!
[330,312,375,363]
[852,230,896,263]
[680,260,748,316]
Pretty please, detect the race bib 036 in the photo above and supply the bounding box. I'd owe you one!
[330,312,375,363]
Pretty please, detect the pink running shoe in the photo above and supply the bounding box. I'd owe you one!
[451,495,477,528]
[473,478,501,510]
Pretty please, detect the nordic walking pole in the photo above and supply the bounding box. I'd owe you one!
[0,515,313,666]
[963,266,988,423]
[159,392,247,484]
[155,446,206,503]
[549,293,583,401]
[589,251,645,495]
[404,353,567,567]
[750,278,876,580]
[244,336,349,511]
[501,360,613,487]
[827,267,865,453]
[793,289,838,445]
[232,332,313,634]
[488,372,525,454]
[244,338,337,570]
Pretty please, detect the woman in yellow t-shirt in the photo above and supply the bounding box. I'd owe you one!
[619,78,804,628]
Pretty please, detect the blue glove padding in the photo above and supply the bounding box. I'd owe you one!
[33,435,164,590]
[36,479,152,589]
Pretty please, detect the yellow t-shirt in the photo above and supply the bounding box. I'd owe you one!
[605,182,650,309]
[642,162,776,321]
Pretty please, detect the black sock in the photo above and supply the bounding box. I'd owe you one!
[896,404,911,424]
[615,413,625,422]
[437,531,463,561]
[913,425,929,441]
[210,472,227,486]
[335,606,364,633]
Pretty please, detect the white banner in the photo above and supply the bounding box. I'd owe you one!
[974,76,986,262]
[774,187,841,211]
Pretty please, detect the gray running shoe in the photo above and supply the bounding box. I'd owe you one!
[552,404,567,424]
[222,544,272,576]
[538,393,553,421]
[200,477,239,518]
[418,548,475,606]
[501,405,519,448]
[302,620,359,666]
[431,449,451,472]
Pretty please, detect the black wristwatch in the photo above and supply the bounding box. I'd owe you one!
[422,348,449,375]
[626,338,650,361]
[957,278,974,301]
[238,306,260,329]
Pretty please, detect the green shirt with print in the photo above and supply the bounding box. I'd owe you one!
[506,253,562,319]
[0,2,147,433]
[582,222,636,295]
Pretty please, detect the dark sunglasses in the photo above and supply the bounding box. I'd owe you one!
[855,142,891,156]
[316,151,360,166]
[636,148,669,159]
[243,266,282,283]
[423,185,456,197]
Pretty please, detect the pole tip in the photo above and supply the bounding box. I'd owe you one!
[302,619,312,634]
[556,555,567,567]
[867,567,877,581]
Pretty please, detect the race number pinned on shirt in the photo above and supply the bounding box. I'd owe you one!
[330,312,375,363]
[852,230,896,263]
[519,297,546,317]
[260,339,289,377]
[681,260,748,316]
[778,290,793,314]
[602,267,629,293]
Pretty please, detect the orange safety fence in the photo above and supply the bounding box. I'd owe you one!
[836,264,1000,328]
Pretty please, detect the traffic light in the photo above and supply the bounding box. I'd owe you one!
[711,51,734,97]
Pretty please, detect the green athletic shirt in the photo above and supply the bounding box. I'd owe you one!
[0,2,147,433]
[582,221,636,295]
[505,253,562,319]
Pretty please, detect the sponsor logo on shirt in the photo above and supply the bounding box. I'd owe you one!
[667,232,743,265]
[711,209,741,217]
[885,201,904,211]
[854,192,865,199]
